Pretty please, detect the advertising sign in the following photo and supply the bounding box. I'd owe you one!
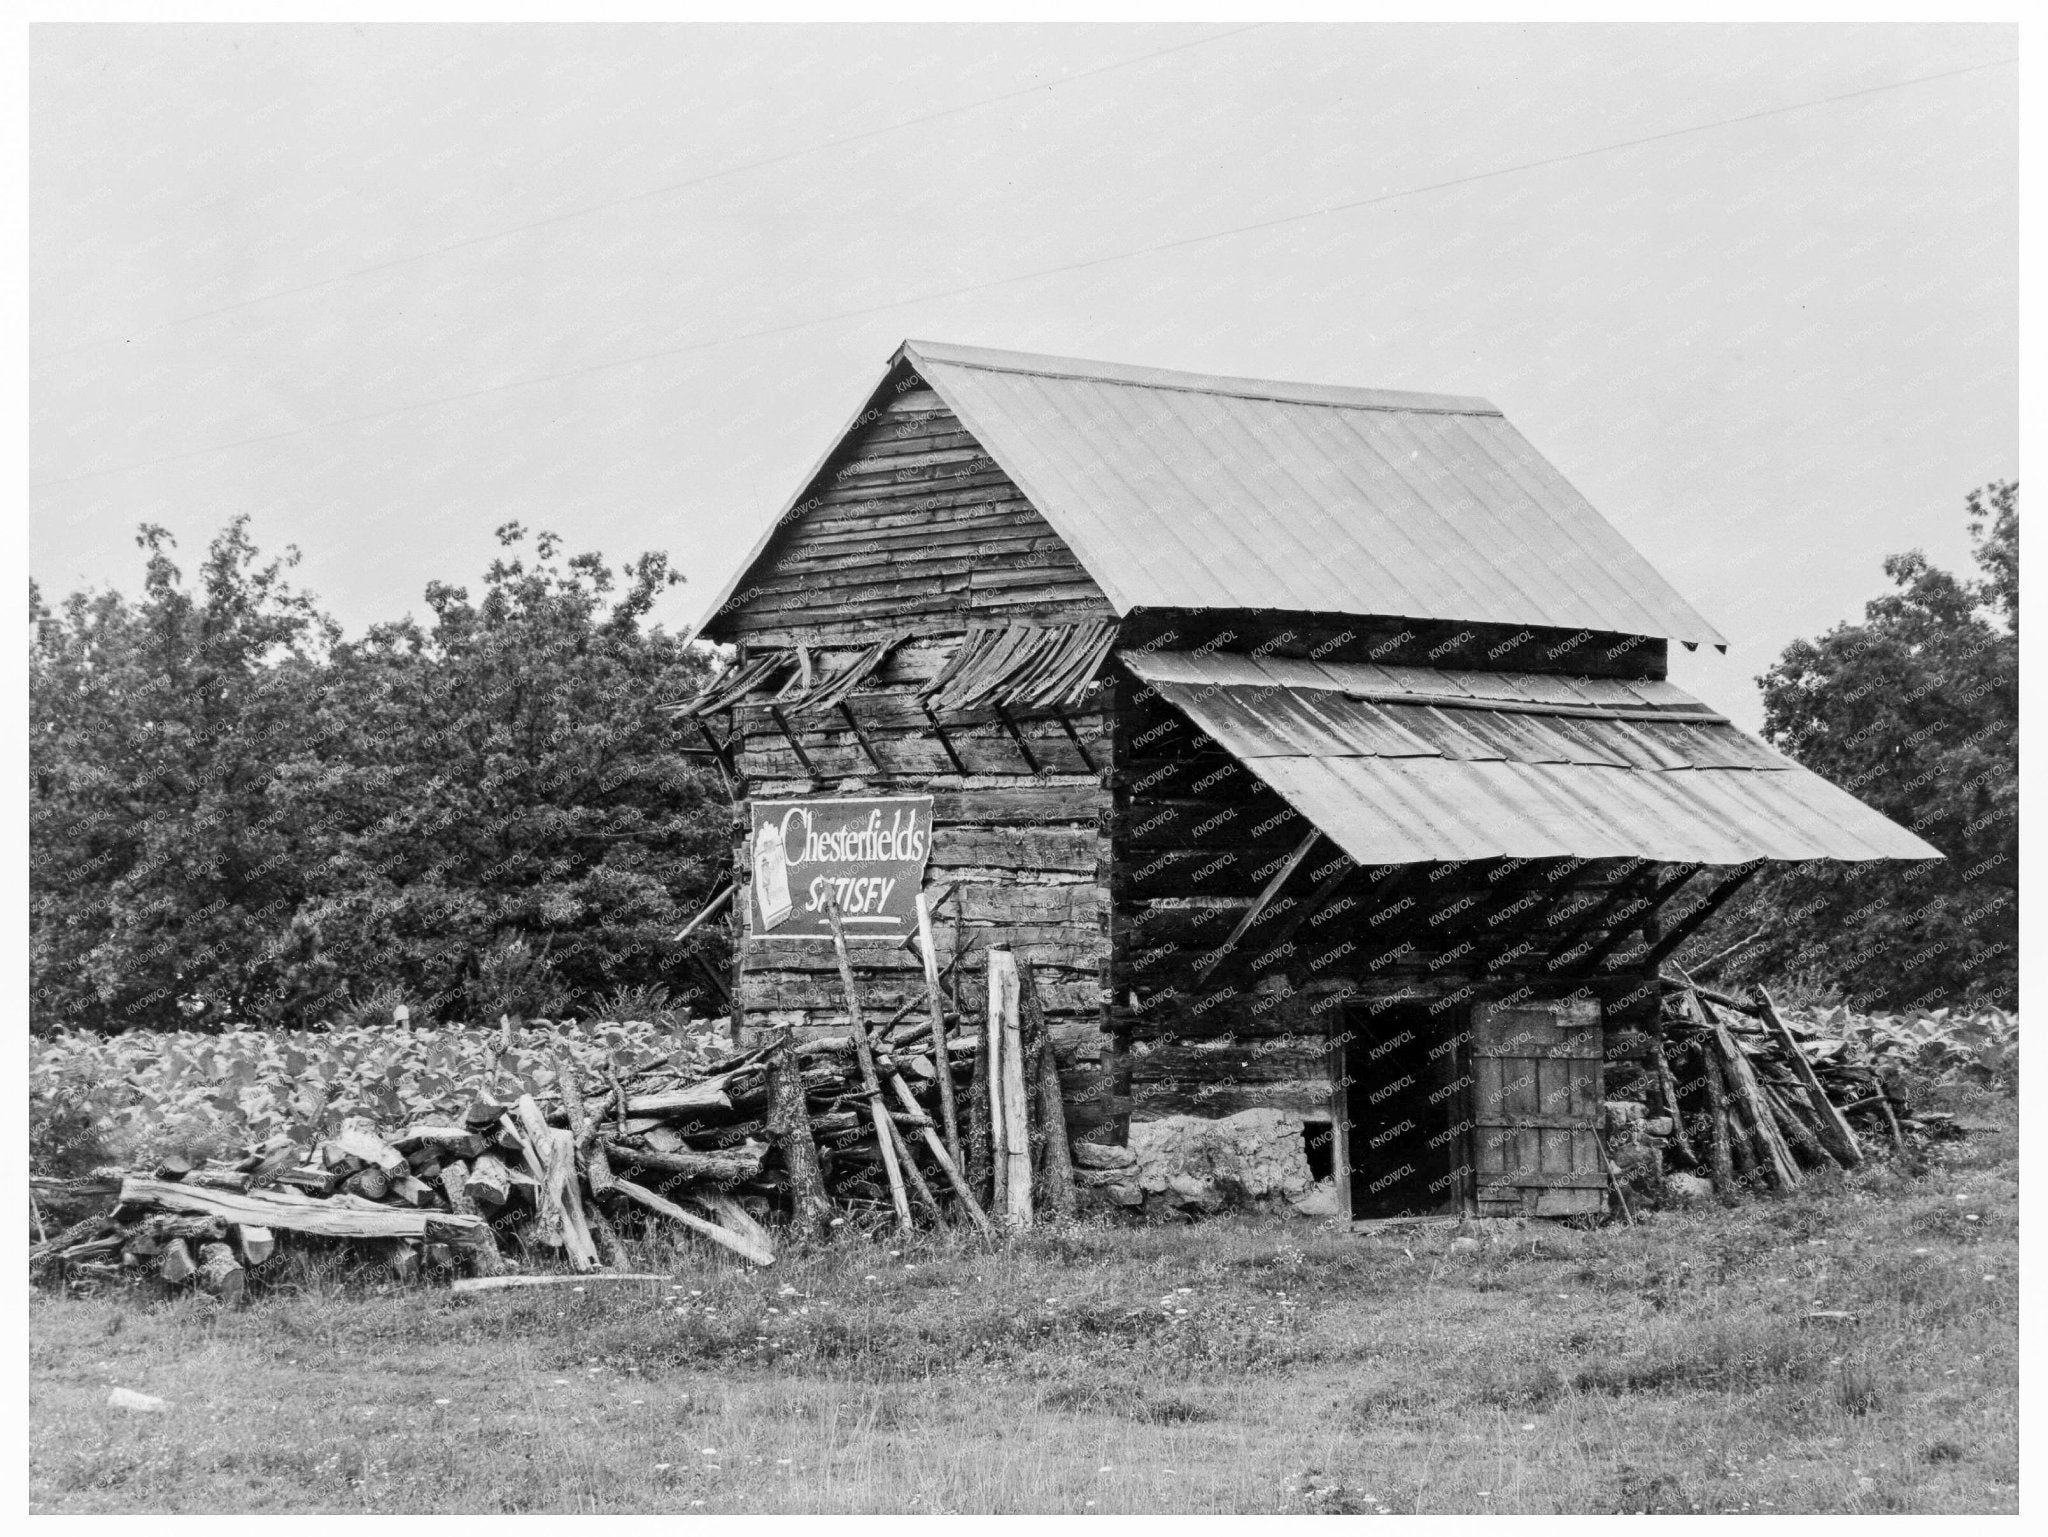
[745,795,935,940]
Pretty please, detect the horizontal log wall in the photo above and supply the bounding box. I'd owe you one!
[708,367,1123,1137]
[711,378,1114,646]
[1108,623,1670,1129]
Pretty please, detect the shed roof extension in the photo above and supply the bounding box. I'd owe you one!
[697,340,1729,648]
[1122,649,1941,867]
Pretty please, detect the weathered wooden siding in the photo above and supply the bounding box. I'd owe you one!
[711,376,1113,647]
[705,367,1123,1137]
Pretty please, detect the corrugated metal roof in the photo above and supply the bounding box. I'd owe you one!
[905,340,1728,648]
[1122,650,1941,867]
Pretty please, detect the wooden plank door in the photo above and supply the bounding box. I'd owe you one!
[1469,997,1606,1217]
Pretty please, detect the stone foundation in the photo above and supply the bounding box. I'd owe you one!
[1075,1109,1321,1217]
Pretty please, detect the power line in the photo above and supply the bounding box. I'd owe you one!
[34,25,1263,363]
[34,54,2014,492]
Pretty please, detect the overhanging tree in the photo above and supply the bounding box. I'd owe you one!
[1705,482,2017,1009]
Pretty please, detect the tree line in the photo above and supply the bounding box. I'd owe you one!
[30,519,729,1034]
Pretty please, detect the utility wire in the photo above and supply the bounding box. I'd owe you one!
[33,54,2014,492]
[35,25,1262,363]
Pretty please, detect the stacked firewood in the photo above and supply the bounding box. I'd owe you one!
[29,901,1074,1296]
[1648,970,1929,1197]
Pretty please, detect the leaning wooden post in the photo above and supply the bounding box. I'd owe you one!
[550,1045,615,1195]
[1707,1013,1800,1190]
[879,1107,945,1220]
[766,1028,832,1240]
[1650,1033,1700,1168]
[1756,986,1863,1167]
[826,901,913,1233]
[438,1163,507,1276]
[1695,1039,1737,1195]
[1018,959,1076,1220]
[887,1071,994,1240]
[987,944,1034,1229]
[915,893,966,1171]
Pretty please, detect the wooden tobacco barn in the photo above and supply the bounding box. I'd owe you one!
[679,340,1937,1223]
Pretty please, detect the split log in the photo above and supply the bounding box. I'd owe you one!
[551,1047,615,1196]
[117,1177,487,1246]
[602,1140,764,1184]
[232,1225,275,1267]
[1757,986,1863,1167]
[465,1152,512,1207]
[989,945,1033,1228]
[388,1174,438,1208]
[451,1272,667,1295]
[329,1120,408,1176]
[608,1175,774,1266]
[159,1238,197,1284]
[393,1126,489,1161]
[510,1098,600,1272]
[437,1165,506,1277]
[274,1166,341,1196]
[339,1167,390,1202]
[766,1029,831,1240]
[1710,1017,1801,1190]
[195,1240,245,1302]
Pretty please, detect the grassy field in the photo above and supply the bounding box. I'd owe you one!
[30,1094,2017,1514]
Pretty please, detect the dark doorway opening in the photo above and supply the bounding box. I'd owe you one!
[1342,1001,1462,1219]
[1302,1120,1335,1183]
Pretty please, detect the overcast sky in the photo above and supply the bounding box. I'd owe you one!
[30,23,2016,729]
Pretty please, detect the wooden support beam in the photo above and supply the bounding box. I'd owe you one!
[838,701,889,777]
[1641,865,1763,970]
[674,883,735,942]
[693,718,738,785]
[1545,861,1680,973]
[993,703,1042,774]
[767,703,818,779]
[1253,850,1363,960]
[922,702,970,774]
[1051,706,1097,773]
[1195,829,1322,977]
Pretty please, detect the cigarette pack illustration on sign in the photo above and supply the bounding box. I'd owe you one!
[753,820,793,930]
